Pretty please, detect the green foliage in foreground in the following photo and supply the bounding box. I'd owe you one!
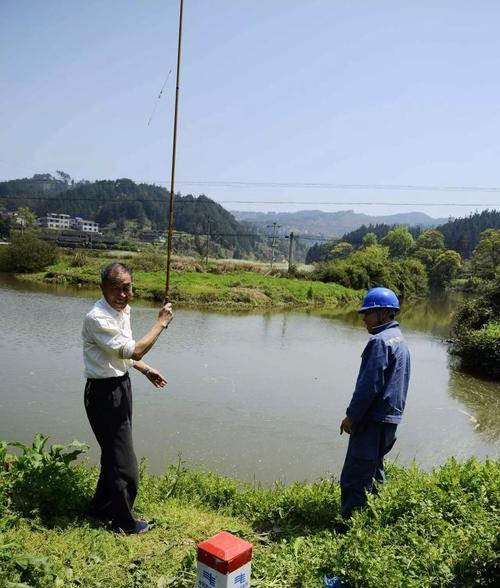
[1,435,499,587]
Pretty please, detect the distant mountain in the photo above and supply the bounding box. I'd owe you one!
[232,209,449,238]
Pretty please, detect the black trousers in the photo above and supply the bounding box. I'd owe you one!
[340,420,397,519]
[84,373,138,530]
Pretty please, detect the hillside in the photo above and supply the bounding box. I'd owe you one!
[0,174,262,256]
[340,210,500,258]
[232,209,448,238]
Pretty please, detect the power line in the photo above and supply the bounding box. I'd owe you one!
[5,177,500,193]
[174,180,500,193]
[0,194,498,207]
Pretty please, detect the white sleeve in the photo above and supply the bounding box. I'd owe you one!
[85,315,136,359]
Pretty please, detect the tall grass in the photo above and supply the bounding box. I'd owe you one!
[1,436,498,587]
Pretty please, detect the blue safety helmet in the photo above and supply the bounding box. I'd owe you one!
[359,287,400,313]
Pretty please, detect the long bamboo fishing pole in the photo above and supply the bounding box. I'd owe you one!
[165,0,184,302]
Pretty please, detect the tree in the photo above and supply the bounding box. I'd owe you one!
[362,232,378,247]
[56,170,72,184]
[0,213,12,239]
[381,226,415,258]
[0,231,58,272]
[416,229,445,251]
[413,228,446,271]
[471,229,500,279]
[16,206,37,228]
[430,250,462,290]
[330,242,354,259]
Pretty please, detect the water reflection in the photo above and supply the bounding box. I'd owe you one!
[448,367,500,441]
[318,294,462,339]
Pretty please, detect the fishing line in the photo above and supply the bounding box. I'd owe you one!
[147,69,173,127]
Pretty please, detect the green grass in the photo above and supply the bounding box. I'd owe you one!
[1,436,499,587]
[15,252,361,309]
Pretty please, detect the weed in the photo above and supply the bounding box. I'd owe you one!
[1,436,498,587]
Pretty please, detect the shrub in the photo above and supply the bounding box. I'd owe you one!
[390,257,429,298]
[128,248,166,272]
[70,250,88,267]
[2,433,91,520]
[0,231,58,272]
[453,321,500,379]
[313,245,428,299]
[452,278,500,378]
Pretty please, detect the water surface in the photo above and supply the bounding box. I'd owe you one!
[0,274,498,484]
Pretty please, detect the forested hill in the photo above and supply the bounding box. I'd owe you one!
[341,209,500,258]
[437,209,500,258]
[0,175,259,253]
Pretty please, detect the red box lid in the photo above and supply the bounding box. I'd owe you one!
[197,531,253,574]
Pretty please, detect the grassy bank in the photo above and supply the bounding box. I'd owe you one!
[1,436,499,587]
[16,252,361,309]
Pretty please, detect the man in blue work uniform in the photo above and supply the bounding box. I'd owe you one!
[339,287,410,520]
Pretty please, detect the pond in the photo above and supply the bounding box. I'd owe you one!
[0,273,498,484]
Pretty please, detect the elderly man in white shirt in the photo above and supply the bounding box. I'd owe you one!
[83,262,173,534]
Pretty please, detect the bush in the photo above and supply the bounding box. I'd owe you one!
[313,245,429,299]
[128,248,166,272]
[1,433,91,520]
[0,231,58,272]
[390,257,429,298]
[452,278,500,378]
[70,250,88,267]
[453,321,500,379]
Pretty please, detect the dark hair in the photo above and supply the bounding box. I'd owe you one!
[100,262,132,285]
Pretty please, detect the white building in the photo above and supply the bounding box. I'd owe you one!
[37,213,99,233]
[71,217,99,233]
[38,213,71,230]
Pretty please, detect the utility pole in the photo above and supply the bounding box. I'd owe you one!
[266,222,281,268]
[287,231,294,271]
[205,217,211,265]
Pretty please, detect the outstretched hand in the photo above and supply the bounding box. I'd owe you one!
[145,367,167,388]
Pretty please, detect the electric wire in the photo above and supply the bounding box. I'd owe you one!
[5,177,500,193]
[0,194,498,207]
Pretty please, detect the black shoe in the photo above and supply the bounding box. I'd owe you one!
[121,519,149,535]
[333,521,349,535]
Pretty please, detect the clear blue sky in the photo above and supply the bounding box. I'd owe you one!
[2,0,500,217]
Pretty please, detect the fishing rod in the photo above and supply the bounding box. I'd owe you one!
[165,0,184,302]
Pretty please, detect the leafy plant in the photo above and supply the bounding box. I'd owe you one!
[0,535,57,587]
[2,434,91,520]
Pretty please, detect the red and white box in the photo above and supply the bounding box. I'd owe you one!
[196,531,253,588]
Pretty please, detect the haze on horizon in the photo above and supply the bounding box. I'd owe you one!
[2,0,500,219]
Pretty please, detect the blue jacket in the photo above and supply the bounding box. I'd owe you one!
[346,321,410,424]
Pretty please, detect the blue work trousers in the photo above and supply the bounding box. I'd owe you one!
[340,420,397,519]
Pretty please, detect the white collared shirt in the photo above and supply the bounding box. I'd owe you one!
[82,297,136,379]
